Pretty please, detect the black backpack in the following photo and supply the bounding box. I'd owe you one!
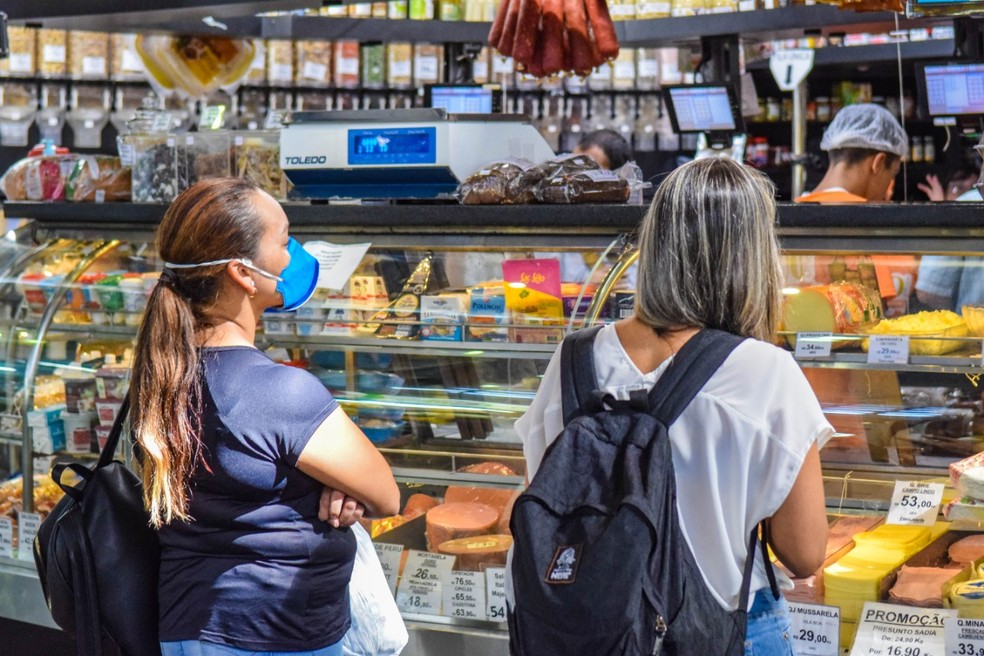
[33,395,162,656]
[509,327,779,655]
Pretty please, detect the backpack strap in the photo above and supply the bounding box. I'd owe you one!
[96,393,130,469]
[560,326,603,425]
[648,329,745,427]
[737,524,782,615]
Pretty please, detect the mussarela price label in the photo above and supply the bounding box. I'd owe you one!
[788,602,840,656]
[850,601,955,656]
[17,512,41,562]
[887,481,944,526]
[868,335,910,365]
[946,617,984,656]
[396,550,455,615]
[373,542,404,596]
[795,332,833,359]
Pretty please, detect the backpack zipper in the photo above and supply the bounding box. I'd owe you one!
[651,614,667,655]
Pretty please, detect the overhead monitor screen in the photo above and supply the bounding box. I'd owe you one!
[923,63,984,116]
[428,86,494,114]
[666,86,738,132]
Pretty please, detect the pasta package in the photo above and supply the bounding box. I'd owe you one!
[66,156,132,203]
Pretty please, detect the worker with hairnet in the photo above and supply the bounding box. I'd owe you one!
[797,103,908,203]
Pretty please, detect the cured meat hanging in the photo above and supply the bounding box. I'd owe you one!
[488,0,619,77]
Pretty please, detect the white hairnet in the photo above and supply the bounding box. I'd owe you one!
[820,103,908,159]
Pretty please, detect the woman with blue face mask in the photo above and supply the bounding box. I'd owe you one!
[130,178,400,656]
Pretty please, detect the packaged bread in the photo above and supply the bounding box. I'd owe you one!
[507,155,599,204]
[437,534,513,571]
[65,156,132,202]
[0,155,82,201]
[425,502,498,551]
[782,282,884,348]
[457,159,531,205]
[536,168,631,204]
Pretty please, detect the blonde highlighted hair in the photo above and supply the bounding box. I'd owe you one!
[131,178,264,528]
[634,158,783,343]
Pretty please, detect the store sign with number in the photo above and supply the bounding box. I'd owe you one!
[886,481,944,526]
[788,602,840,656]
[850,601,955,656]
[946,618,984,656]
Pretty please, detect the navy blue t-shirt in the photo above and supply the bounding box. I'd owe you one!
[157,347,355,651]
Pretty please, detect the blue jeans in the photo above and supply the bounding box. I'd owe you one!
[160,640,343,656]
[743,588,794,656]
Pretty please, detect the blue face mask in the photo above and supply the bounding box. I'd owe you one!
[163,237,320,312]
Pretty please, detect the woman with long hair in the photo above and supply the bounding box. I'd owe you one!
[131,178,400,656]
[516,158,830,654]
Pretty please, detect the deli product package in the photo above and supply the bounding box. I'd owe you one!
[456,158,531,205]
[66,156,132,202]
[0,154,82,201]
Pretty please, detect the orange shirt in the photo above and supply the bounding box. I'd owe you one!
[795,189,868,204]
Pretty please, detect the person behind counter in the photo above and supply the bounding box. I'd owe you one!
[918,166,981,202]
[514,158,830,653]
[797,103,908,204]
[131,178,400,656]
[573,128,633,170]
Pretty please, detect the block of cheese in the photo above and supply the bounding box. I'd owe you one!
[949,535,984,565]
[445,461,521,525]
[945,498,984,523]
[950,451,984,500]
[437,534,513,571]
[826,516,882,559]
[425,502,499,552]
[402,493,439,520]
[950,580,984,618]
[888,566,957,607]
[782,282,883,348]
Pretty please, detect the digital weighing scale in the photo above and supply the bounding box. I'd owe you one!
[280,109,556,199]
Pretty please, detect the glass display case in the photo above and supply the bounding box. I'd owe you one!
[3,201,984,654]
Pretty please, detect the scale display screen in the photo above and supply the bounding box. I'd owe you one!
[664,85,740,133]
[348,127,437,166]
[923,63,984,116]
[429,86,494,113]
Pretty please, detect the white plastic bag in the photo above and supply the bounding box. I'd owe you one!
[342,523,409,656]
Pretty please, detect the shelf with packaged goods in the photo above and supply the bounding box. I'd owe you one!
[4,3,942,45]
[746,37,956,72]
[268,333,560,359]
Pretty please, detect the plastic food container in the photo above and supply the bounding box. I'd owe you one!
[128,134,177,202]
[69,31,110,79]
[233,131,284,199]
[359,419,406,443]
[95,399,123,427]
[861,311,970,355]
[62,410,96,453]
[177,131,232,194]
[63,374,97,413]
[963,306,984,337]
[0,27,37,77]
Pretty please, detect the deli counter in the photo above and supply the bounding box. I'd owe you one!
[1,200,984,654]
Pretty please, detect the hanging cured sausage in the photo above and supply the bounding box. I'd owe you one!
[488,0,619,77]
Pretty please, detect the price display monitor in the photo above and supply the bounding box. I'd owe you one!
[425,84,503,114]
[919,62,984,126]
[663,84,746,160]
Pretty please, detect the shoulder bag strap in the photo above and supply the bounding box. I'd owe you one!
[648,328,745,427]
[96,392,130,469]
[560,326,603,425]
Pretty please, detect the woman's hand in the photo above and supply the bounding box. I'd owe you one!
[917,174,945,201]
[319,487,367,528]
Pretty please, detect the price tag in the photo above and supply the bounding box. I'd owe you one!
[795,332,833,359]
[444,570,486,619]
[373,542,404,596]
[789,602,840,656]
[850,602,954,656]
[887,481,944,526]
[946,617,984,656]
[0,518,12,558]
[867,335,910,365]
[486,567,507,622]
[264,110,286,130]
[118,143,135,166]
[199,105,226,131]
[151,111,173,133]
[395,550,455,616]
[18,512,42,562]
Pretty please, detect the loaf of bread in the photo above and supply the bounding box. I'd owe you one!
[66,156,132,202]
[425,502,498,552]
[437,534,513,571]
[0,155,82,201]
[457,160,529,205]
[536,168,630,204]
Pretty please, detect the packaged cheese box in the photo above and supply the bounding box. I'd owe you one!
[420,292,468,341]
[467,284,508,342]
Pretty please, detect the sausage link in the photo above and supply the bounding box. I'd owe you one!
[488,0,511,48]
[540,0,564,76]
[511,0,542,67]
[583,0,619,60]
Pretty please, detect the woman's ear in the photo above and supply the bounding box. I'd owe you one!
[225,260,256,297]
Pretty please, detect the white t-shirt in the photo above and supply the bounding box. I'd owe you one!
[514,324,833,611]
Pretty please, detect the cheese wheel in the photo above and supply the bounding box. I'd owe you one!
[437,534,513,571]
[950,535,984,565]
[783,282,883,348]
[444,487,514,520]
[402,493,439,520]
[425,502,498,552]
